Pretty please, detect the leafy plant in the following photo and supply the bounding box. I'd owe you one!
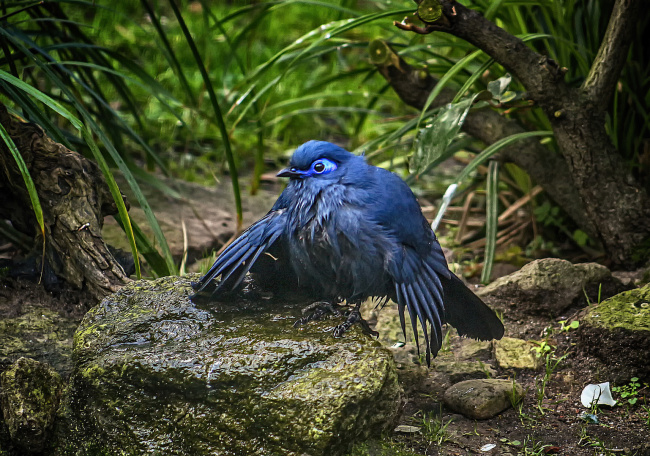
[534,352,569,415]
[612,377,647,406]
[558,319,579,332]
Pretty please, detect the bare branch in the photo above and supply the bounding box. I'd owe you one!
[582,0,643,108]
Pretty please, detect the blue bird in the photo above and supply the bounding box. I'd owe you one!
[192,140,504,363]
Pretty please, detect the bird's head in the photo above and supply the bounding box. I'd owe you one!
[277,141,359,181]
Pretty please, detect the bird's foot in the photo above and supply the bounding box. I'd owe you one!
[293,301,343,327]
[333,309,379,338]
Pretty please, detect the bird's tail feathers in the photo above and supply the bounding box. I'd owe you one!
[395,276,445,366]
[441,274,505,341]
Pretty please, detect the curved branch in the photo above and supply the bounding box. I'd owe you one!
[582,0,642,108]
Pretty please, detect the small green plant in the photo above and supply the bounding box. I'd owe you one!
[507,376,533,425]
[578,427,617,456]
[520,436,551,456]
[534,352,569,415]
[612,377,647,406]
[499,437,521,448]
[530,340,554,358]
[641,404,650,429]
[478,360,492,379]
[558,319,579,332]
[417,412,453,446]
[582,283,603,306]
[439,328,453,353]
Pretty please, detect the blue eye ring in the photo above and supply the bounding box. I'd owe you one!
[310,158,338,175]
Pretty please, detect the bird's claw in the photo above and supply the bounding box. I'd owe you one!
[333,309,379,338]
[293,301,342,328]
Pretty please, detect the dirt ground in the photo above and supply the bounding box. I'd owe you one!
[380,305,650,456]
[1,275,648,456]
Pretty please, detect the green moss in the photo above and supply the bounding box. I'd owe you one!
[582,285,650,331]
[0,305,78,375]
[0,358,63,453]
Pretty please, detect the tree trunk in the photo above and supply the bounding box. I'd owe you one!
[392,0,650,266]
[0,103,131,299]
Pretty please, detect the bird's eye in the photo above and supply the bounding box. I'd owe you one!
[310,158,337,175]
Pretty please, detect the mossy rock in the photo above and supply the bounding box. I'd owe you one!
[0,357,63,454]
[577,285,650,382]
[494,337,542,370]
[57,275,402,455]
[0,305,78,377]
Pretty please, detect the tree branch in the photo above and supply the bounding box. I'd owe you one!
[582,0,642,108]
[393,0,650,265]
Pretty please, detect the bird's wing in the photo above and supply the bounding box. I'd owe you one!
[368,168,504,363]
[191,207,288,295]
[389,244,447,365]
[362,168,451,364]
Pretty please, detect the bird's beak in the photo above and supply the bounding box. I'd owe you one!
[277,167,303,179]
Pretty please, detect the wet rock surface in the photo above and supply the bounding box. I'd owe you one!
[58,275,402,456]
[0,357,63,454]
[478,258,629,317]
[576,284,650,382]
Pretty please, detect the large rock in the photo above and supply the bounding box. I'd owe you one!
[478,258,628,317]
[58,276,402,456]
[0,357,63,454]
[576,284,650,382]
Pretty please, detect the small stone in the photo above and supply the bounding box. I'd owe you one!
[434,360,496,383]
[0,357,63,453]
[456,339,492,361]
[494,337,542,370]
[443,379,523,420]
[394,425,421,433]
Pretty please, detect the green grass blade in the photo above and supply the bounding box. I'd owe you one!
[0,67,82,129]
[416,49,483,130]
[80,127,141,279]
[1,40,172,277]
[167,0,242,227]
[481,160,499,284]
[139,0,197,107]
[113,213,169,277]
[452,59,495,103]
[454,131,553,185]
[0,122,45,241]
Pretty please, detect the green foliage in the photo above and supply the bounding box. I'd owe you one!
[2,0,647,277]
[612,378,648,406]
[417,412,452,446]
[558,319,579,332]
